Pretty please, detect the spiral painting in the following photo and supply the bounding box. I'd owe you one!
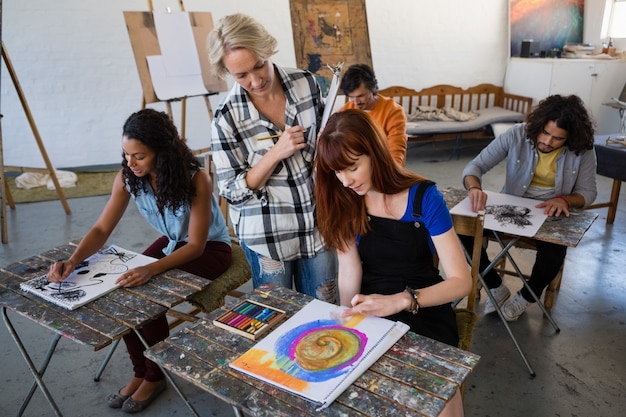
[275,320,367,382]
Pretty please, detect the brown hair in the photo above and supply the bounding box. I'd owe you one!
[315,109,425,251]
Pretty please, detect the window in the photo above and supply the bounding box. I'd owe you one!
[605,0,626,39]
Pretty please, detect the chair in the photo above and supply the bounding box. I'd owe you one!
[449,210,486,312]
[434,210,483,388]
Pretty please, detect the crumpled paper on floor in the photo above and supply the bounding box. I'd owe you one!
[14,171,78,190]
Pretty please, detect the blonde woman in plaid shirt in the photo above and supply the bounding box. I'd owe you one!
[208,13,337,302]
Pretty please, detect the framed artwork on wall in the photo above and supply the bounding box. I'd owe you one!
[510,0,584,57]
[289,0,372,95]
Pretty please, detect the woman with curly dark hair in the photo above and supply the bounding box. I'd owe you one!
[461,94,597,321]
[48,108,232,413]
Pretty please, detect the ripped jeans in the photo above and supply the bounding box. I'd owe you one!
[241,242,338,304]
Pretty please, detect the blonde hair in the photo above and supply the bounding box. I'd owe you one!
[207,13,279,79]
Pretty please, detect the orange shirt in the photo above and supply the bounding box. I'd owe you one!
[340,95,408,165]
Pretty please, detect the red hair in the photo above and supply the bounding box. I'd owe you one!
[315,109,426,251]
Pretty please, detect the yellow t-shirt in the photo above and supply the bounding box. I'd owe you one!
[530,147,564,189]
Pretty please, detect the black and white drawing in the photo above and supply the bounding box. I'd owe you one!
[20,245,156,310]
[450,191,548,237]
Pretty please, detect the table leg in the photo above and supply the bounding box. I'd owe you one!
[493,233,560,333]
[133,328,201,417]
[607,179,621,224]
[94,338,121,382]
[2,307,64,417]
[478,246,537,377]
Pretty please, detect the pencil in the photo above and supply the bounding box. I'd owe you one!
[257,130,306,141]
[257,133,281,141]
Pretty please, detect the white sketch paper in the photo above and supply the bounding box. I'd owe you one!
[147,11,209,100]
[230,299,409,410]
[20,245,156,310]
[450,191,548,237]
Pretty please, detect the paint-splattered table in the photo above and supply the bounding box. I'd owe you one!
[441,187,597,377]
[145,283,481,417]
[0,242,211,417]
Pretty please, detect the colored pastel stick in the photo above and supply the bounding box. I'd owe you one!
[219,311,237,323]
[228,313,247,327]
[235,302,253,314]
[237,317,254,330]
[259,310,276,322]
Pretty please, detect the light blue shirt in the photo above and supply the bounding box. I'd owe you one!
[462,123,597,206]
[128,175,231,256]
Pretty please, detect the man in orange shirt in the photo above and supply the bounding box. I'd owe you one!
[339,64,408,165]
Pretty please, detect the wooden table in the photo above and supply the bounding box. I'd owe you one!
[442,187,597,377]
[586,134,626,224]
[0,242,213,417]
[442,187,598,248]
[145,283,481,417]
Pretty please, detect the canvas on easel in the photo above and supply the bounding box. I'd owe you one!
[124,10,227,105]
[123,8,227,142]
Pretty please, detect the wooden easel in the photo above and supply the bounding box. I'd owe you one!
[126,0,226,145]
[0,42,71,244]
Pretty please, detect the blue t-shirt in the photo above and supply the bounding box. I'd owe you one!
[358,182,453,253]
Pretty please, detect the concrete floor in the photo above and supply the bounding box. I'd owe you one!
[1,140,624,417]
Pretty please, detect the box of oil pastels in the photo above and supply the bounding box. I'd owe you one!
[213,299,286,340]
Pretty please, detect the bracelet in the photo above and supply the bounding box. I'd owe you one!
[467,186,482,192]
[554,195,570,207]
[404,286,421,315]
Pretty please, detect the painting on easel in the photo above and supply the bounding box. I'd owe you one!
[289,0,372,96]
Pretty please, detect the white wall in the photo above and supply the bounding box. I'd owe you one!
[0,0,611,169]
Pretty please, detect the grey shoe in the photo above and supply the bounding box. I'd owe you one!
[502,292,531,321]
[121,380,166,413]
[484,284,510,314]
[107,389,130,409]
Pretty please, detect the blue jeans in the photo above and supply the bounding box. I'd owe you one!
[241,242,338,303]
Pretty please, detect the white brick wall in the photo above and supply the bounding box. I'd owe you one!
[0,0,605,168]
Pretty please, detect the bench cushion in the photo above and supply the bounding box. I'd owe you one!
[406,106,525,136]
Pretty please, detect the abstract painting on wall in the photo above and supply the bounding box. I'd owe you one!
[510,0,584,57]
[289,0,373,96]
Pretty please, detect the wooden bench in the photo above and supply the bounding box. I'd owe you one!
[379,84,533,157]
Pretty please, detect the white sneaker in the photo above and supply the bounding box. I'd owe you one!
[502,292,531,321]
[483,284,510,314]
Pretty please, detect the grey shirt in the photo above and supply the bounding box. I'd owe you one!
[462,123,597,206]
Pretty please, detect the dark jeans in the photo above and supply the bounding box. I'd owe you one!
[123,239,232,381]
[459,234,567,303]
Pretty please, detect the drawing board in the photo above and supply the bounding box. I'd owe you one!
[124,11,227,104]
[450,191,548,237]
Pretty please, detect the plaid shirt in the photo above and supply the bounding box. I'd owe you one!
[211,65,325,260]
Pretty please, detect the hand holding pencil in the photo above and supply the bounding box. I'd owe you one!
[262,126,308,160]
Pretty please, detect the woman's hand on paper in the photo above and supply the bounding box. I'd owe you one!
[344,292,407,318]
[116,265,153,287]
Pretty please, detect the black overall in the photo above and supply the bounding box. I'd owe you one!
[358,181,459,347]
